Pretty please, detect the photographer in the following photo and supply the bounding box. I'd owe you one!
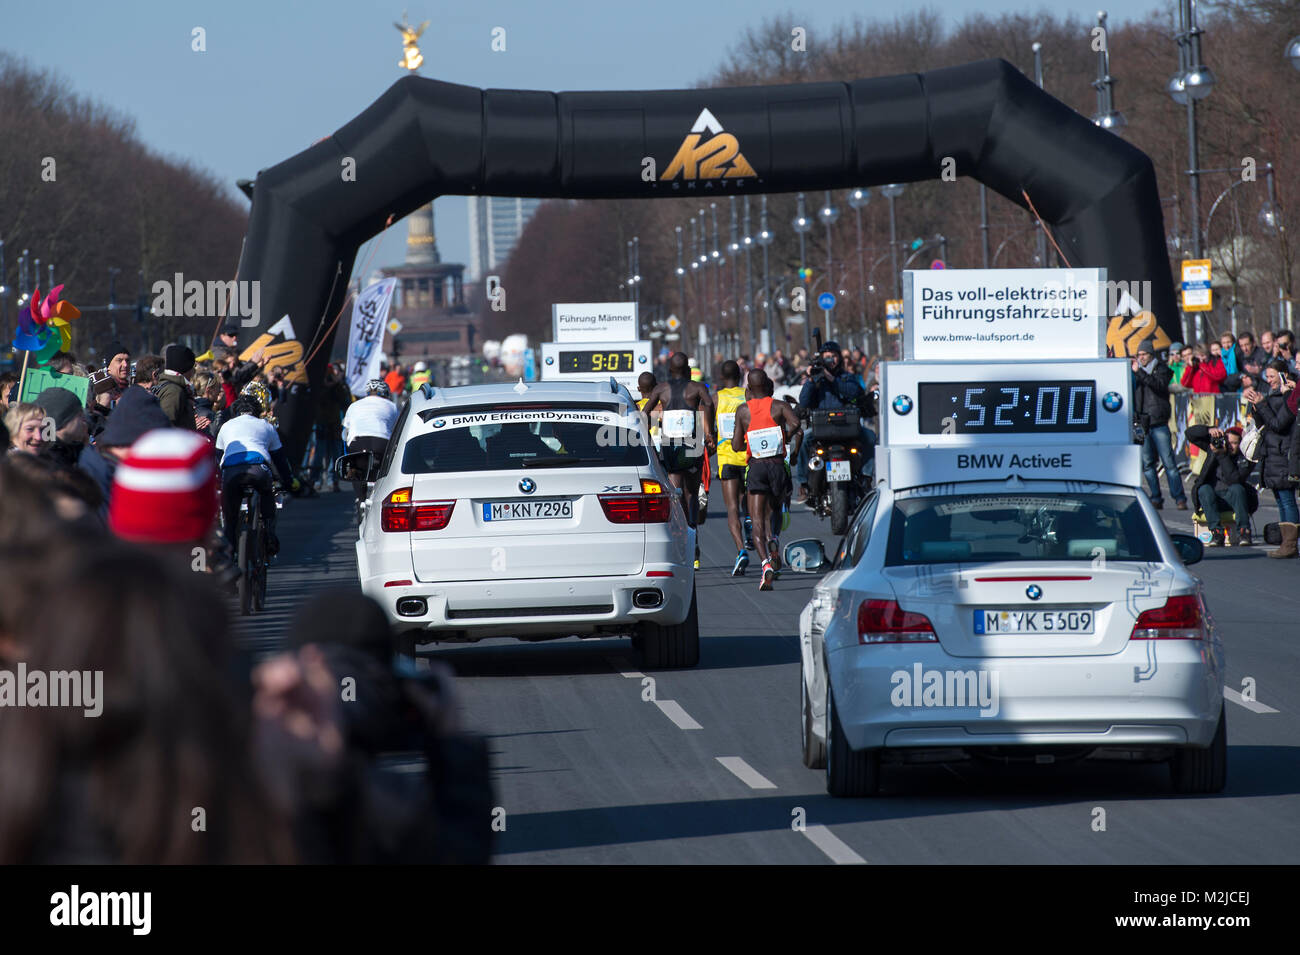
[1185,424,1256,546]
[1244,358,1298,557]
[1132,339,1188,511]
[795,341,875,501]
[1180,343,1227,394]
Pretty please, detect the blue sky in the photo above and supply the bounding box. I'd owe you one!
[3,0,1154,277]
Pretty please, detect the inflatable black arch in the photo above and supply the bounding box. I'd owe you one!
[238,58,1178,460]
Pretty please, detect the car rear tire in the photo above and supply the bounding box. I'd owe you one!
[826,683,879,796]
[638,586,700,669]
[831,483,850,536]
[801,664,826,769]
[1170,707,1227,794]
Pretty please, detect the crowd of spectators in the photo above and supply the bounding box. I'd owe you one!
[0,321,492,863]
[1132,328,1299,555]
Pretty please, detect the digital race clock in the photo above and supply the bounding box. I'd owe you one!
[558,349,636,374]
[918,380,1097,434]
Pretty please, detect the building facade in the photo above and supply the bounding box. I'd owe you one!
[467,196,544,282]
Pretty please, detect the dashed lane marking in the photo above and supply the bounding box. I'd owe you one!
[1224,686,1279,714]
[802,825,868,864]
[655,699,703,730]
[716,756,777,789]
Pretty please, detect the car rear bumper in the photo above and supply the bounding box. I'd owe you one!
[827,640,1224,750]
[361,566,694,638]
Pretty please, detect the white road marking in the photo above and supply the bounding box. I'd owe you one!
[655,699,702,730]
[716,756,777,789]
[605,656,643,679]
[1224,687,1279,714]
[802,825,868,864]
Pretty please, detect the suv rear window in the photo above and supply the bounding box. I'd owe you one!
[885,493,1161,565]
[401,408,649,473]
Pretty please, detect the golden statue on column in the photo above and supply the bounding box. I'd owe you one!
[395,11,429,72]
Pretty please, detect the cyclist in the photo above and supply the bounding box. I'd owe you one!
[215,396,296,557]
[342,379,400,506]
[714,360,753,575]
[733,369,802,591]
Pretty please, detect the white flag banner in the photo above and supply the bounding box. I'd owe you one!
[346,278,397,396]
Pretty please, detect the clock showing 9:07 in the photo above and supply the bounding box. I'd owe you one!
[918,380,1097,434]
[559,350,636,373]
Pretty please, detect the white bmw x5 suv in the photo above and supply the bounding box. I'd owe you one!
[353,380,699,667]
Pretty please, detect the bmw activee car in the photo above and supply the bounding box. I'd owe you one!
[345,380,699,668]
[786,359,1226,796]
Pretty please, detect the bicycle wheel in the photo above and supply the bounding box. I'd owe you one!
[237,514,253,617]
[254,515,268,612]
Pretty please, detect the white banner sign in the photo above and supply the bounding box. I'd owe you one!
[905,268,1106,361]
[346,278,397,396]
[552,302,639,342]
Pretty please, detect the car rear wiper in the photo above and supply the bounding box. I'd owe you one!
[520,456,609,468]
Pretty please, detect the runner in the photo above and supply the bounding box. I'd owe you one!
[635,371,660,455]
[733,369,802,590]
[713,360,753,575]
[640,352,716,569]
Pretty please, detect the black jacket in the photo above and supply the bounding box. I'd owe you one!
[799,369,868,414]
[1132,358,1173,428]
[1184,425,1257,506]
[1249,391,1296,490]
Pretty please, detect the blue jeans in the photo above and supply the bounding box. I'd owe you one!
[1273,487,1299,523]
[1196,482,1250,528]
[1142,425,1185,504]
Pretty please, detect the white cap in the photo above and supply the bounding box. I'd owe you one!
[414,361,428,372]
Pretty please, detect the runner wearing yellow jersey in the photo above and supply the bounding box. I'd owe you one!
[636,371,660,454]
[714,360,753,576]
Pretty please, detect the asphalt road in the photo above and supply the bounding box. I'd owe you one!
[238,485,1300,865]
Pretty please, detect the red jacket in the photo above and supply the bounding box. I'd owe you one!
[1180,357,1226,393]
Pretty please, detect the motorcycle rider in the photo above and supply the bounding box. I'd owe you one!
[796,340,874,503]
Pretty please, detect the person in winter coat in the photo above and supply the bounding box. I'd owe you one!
[154,344,197,430]
[1244,358,1298,557]
[1132,339,1188,510]
[1180,344,1227,394]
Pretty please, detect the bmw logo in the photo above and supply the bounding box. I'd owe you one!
[1026,584,1043,601]
[892,394,914,415]
[518,478,537,494]
[545,356,555,365]
[1102,391,1124,413]
[431,418,446,428]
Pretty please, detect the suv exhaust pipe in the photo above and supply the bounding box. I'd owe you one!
[632,589,664,609]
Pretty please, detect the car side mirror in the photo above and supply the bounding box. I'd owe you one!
[784,538,828,573]
[335,450,379,483]
[1168,532,1204,566]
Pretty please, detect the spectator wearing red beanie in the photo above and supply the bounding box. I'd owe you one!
[109,429,218,546]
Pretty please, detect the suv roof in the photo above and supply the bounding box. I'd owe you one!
[409,379,635,412]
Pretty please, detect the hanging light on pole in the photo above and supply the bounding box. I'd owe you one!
[1091,12,1127,134]
[818,190,839,343]
[757,195,775,354]
[741,196,756,356]
[880,184,905,299]
[848,188,870,345]
[793,193,812,350]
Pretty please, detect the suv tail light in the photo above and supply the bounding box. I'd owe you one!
[381,488,456,532]
[858,599,938,644]
[1129,594,1206,640]
[598,479,671,524]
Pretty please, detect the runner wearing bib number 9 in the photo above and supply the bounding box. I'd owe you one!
[733,369,802,591]
[640,354,716,562]
[714,360,753,575]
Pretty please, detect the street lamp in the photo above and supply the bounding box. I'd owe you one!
[880,183,905,299]
[1170,0,1216,342]
[793,193,812,350]
[848,188,870,340]
[818,190,839,341]
[757,195,775,353]
[1091,12,1127,133]
[1032,42,1049,266]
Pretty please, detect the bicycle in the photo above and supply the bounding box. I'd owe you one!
[236,483,281,615]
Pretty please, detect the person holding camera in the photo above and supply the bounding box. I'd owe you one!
[1244,358,1298,557]
[795,341,875,502]
[1184,424,1256,546]
[1180,342,1227,394]
[1132,339,1188,511]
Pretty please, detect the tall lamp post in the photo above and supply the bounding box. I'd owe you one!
[675,225,687,341]
[848,188,870,341]
[1092,12,1127,134]
[793,193,812,350]
[818,190,839,342]
[1032,41,1049,267]
[1169,0,1216,342]
[757,196,776,353]
[741,196,757,355]
[881,184,905,299]
[1259,163,1291,326]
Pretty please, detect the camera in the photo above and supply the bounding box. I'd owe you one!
[1210,434,1226,451]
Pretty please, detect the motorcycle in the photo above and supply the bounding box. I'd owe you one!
[803,406,873,536]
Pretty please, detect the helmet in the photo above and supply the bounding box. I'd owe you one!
[413,361,428,372]
[231,396,261,418]
[366,379,392,399]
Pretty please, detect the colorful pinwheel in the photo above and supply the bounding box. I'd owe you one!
[14,284,81,366]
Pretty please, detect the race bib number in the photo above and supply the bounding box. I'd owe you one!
[661,409,695,439]
[717,412,736,441]
[748,425,783,458]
